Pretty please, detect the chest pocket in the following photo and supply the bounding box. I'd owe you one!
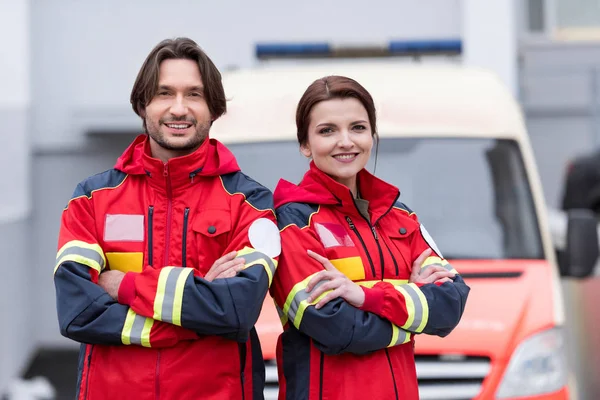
[315,222,366,281]
[386,220,419,275]
[192,210,232,276]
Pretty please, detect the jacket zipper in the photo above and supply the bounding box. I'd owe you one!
[345,216,376,278]
[385,349,399,400]
[155,351,161,400]
[164,164,172,267]
[182,208,190,269]
[83,344,94,400]
[384,239,400,275]
[319,352,325,400]
[147,206,154,267]
[348,211,385,280]
[239,342,247,400]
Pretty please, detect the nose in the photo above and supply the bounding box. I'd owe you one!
[169,95,188,117]
[338,130,354,148]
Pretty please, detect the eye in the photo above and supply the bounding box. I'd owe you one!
[189,92,203,97]
[353,124,367,131]
[318,127,334,134]
[157,91,171,97]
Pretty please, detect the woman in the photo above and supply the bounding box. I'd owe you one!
[270,76,470,400]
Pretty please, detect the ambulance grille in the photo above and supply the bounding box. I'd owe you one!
[416,355,491,400]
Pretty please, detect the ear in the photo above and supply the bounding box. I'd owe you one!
[300,143,312,158]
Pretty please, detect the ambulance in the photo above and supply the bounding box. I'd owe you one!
[210,43,600,399]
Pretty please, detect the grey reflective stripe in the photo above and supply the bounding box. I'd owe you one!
[129,313,147,346]
[287,281,326,325]
[393,328,411,346]
[161,268,186,324]
[56,246,105,270]
[403,284,425,332]
[275,304,285,318]
[237,250,276,276]
[422,261,454,273]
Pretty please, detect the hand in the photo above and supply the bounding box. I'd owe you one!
[204,251,246,282]
[409,248,455,285]
[98,270,125,300]
[305,250,365,309]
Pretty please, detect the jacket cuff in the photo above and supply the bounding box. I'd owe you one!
[118,272,137,305]
[359,286,385,315]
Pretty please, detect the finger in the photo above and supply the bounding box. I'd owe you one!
[307,279,342,302]
[419,265,447,278]
[424,271,454,284]
[315,289,342,309]
[205,257,244,281]
[307,250,336,271]
[306,271,339,293]
[435,277,452,284]
[413,248,433,268]
[215,268,238,280]
[214,251,238,266]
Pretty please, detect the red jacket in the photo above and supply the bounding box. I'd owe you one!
[54,134,279,400]
[270,162,469,400]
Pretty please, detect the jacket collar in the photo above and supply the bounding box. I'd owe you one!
[114,134,241,193]
[274,161,400,223]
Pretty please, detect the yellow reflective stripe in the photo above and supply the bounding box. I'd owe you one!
[153,267,193,325]
[356,279,408,288]
[388,324,412,347]
[282,273,332,328]
[140,317,154,348]
[122,308,154,347]
[236,247,278,286]
[422,256,459,275]
[411,283,429,332]
[153,267,172,321]
[172,268,193,326]
[54,240,106,274]
[395,285,416,330]
[389,324,400,347]
[121,308,136,345]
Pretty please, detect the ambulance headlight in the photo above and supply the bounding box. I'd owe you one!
[496,327,567,398]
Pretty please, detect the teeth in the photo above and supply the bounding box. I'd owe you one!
[334,154,356,160]
[166,124,189,129]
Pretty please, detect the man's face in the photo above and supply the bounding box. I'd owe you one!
[144,58,212,154]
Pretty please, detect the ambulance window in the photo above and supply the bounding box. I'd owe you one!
[229,137,544,260]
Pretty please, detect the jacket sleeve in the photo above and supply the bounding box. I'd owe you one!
[55,185,199,348]
[117,186,279,343]
[360,213,470,337]
[270,204,411,356]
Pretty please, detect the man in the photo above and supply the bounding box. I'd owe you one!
[54,38,280,400]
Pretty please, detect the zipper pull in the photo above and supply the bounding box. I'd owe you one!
[163,163,169,177]
[371,226,378,241]
[189,172,195,183]
[345,216,355,230]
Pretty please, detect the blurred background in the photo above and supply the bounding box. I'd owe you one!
[2,0,600,399]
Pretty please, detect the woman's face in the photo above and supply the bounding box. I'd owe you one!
[301,98,373,193]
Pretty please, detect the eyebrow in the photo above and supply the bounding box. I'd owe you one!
[315,120,368,128]
[157,85,204,91]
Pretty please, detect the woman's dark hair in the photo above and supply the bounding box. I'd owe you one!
[130,37,226,121]
[295,75,377,146]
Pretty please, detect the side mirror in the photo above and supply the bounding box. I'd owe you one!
[562,209,599,278]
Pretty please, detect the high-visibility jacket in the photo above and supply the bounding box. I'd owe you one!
[54,134,280,400]
[270,162,470,400]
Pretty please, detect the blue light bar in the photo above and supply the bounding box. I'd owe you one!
[255,39,462,59]
[388,39,462,54]
[255,43,330,58]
